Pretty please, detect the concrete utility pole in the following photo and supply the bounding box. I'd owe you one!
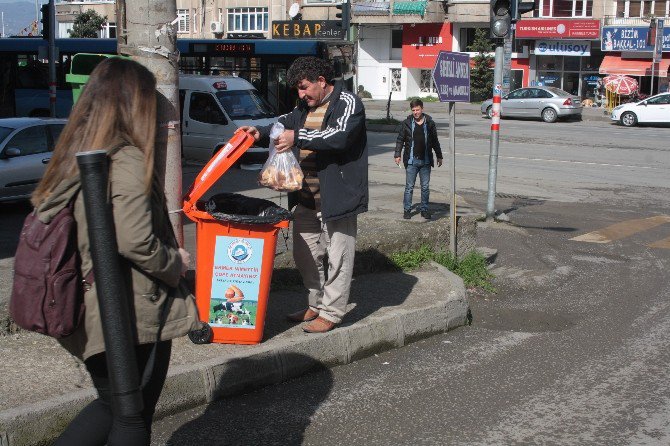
[116,0,184,246]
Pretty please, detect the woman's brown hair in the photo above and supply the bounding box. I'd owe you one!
[32,57,157,206]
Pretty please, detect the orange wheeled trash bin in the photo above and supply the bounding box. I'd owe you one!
[183,129,290,344]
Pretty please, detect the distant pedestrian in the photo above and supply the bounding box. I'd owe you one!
[32,58,200,445]
[242,56,368,333]
[394,99,443,219]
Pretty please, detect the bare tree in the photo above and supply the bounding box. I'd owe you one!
[116,0,184,245]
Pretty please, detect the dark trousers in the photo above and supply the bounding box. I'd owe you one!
[53,340,172,446]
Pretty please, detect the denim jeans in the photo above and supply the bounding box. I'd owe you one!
[403,158,431,212]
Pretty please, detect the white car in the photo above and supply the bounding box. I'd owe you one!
[611,93,670,127]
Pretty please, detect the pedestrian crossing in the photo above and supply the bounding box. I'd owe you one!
[570,215,670,249]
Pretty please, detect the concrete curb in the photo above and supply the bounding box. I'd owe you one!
[0,267,469,446]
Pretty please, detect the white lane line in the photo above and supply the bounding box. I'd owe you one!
[456,152,663,170]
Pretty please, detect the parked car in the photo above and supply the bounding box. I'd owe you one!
[0,118,67,202]
[480,87,583,123]
[610,92,670,127]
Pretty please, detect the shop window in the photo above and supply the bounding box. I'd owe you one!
[564,56,581,71]
[537,55,562,71]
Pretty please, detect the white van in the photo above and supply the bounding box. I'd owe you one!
[179,75,277,164]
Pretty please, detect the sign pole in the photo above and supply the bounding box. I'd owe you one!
[486,43,504,222]
[448,101,456,256]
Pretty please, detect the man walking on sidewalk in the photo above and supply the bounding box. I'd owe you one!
[243,57,368,333]
[394,99,443,220]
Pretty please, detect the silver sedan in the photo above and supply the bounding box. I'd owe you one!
[481,87,583,123]
[0,118,67,202]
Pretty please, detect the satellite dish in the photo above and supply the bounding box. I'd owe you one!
[288,3,301,19]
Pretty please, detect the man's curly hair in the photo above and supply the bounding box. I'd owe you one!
[287,57,334,87]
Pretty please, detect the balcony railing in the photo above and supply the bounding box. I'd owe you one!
[352,0,391,16]
[602,16,657,25]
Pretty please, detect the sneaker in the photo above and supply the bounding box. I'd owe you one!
[421,211,432,220]
[403,210,411,219]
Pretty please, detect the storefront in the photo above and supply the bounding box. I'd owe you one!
[600,25,670,95]
[401,22,454,99]
[516,19,602,101]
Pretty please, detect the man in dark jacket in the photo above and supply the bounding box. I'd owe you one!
[243,56,368,333]
[394,99,442,220]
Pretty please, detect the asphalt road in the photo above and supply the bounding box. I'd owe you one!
[146,116,670,445]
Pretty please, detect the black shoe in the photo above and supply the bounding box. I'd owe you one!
[403,210,411,219]
[421,211,432,220]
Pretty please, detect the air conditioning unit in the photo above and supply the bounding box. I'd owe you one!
[210,21,224,33]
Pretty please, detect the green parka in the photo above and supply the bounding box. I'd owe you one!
[35,145,200,361]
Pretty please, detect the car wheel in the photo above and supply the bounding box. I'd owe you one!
[486,106,493,119]
[620,111,637,127]
[541,107,558,123]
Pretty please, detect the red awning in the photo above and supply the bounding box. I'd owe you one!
[599,55,670,77]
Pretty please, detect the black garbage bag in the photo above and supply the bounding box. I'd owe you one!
[201,193,292,225]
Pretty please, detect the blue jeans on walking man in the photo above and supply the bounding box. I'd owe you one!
[403,158,431,213]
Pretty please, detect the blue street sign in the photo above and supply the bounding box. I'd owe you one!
[432,51,470,103]
[602,25,670,52]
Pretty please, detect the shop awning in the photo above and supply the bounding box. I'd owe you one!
[599,55,670,77]
[393,1,427,16]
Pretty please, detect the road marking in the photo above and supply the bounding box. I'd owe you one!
[570,215,670,243]
[456,152,661,170]
[648,236,670,249]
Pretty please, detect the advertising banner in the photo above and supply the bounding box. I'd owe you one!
[516,19,600,39]
[432,51,470,102]
[535,39,591,56]
[402,23,453,69]
[602,25,670,52]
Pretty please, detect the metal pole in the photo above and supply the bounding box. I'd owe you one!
[486,43,504,221]
[48,0,56,117]
[651,62,655,96]
[76,150,144,419]
[448,101,456,256]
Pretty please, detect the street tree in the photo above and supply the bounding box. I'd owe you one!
[116,1,183,244]
[468,29,494,102]
[68,10,107,38]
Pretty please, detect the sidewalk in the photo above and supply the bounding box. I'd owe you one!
[362,98,611,124]
[0,171,475,445]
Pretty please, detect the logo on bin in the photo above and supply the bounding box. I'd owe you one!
[227,239,253,264]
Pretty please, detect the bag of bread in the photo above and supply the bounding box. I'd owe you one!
[258,122,304,192]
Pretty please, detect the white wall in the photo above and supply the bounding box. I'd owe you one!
[357,25,407,100]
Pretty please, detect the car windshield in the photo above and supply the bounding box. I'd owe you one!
[215,90,276,120]
[0,126,14,143]
[546,87,572,97]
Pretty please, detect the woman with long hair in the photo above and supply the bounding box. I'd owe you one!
[33,57,199,445]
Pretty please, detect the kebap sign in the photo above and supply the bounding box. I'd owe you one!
[601,25,670,52]
[432,51,470,103]
[536,40,591,56]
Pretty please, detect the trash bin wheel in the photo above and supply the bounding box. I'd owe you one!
[188,323,214,344]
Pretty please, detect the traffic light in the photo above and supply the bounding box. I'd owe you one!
[336,1,351,32]
[511,0,535,23]
[40,3,50,40]
[490,0,511,39]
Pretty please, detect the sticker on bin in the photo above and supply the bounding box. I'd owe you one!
[209,235,264,329]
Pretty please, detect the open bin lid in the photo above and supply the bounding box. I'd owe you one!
[182,129,256,220]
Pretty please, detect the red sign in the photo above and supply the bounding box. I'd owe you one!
[402,23,453,69]
[515,19,600,39]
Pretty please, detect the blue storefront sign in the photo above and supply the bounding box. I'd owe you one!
[432,51,470,102]
[601,25,670,52]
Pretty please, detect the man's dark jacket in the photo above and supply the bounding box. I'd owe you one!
[258,81,368,222]
[394,114,443,168]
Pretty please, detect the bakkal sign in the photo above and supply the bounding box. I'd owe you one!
[536,40,591,56]
[272,21,344,39]
[601,25,670,52]
[516,19,600,39]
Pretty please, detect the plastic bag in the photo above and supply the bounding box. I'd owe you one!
[258,122,304,192]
